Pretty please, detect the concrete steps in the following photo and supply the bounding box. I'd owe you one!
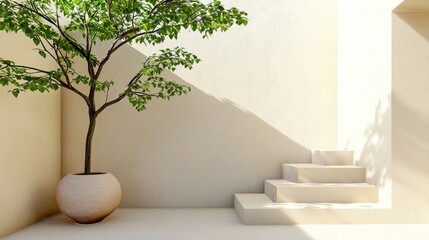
[234,193,379,225]
[265,180,377,203]
[234,149,379,224]
[312,149,354,165]
[282,164,366,183]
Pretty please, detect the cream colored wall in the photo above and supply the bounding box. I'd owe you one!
[337,0,403,207]
[396,0,429,12]
[328,0,429,223]
[1,0,427,228]
[392,11,429,223]
[0,33,61,237]
[62,0,337,207]
[237,0,429,223]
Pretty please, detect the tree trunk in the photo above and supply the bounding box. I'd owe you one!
[84,111,97,174]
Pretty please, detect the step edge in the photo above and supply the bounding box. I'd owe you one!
[235,193,383,210]
[282,164,365,169]
[265,179,377,188]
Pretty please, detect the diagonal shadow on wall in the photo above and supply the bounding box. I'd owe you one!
[395,12,429,41]
[62,42,310,208]
[391,12,429,212]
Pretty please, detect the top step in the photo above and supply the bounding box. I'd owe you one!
[312,150,354,166]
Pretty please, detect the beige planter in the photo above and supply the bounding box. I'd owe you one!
[56,172,121,224]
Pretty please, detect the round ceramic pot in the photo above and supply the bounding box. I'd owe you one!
[56,172,121,224]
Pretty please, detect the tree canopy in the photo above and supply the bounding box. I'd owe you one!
[0,0,247,112]
[0,0,247,174]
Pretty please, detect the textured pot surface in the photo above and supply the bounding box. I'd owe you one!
[56,172,121,224]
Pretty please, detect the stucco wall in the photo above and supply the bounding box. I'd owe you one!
[0,33,61,237]
[396,0,429,11]
[329,0,429,223]
[392,11,429,223]
[253,0,429,224]
[62,0,337,207]
[337,0,403,207]
[2,0,428,229]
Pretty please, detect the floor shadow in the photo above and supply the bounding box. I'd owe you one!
[62,42,310,208]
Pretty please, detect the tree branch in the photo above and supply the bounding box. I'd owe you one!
[94,0,193,80]
[95,92,126,115]
[12,1,88,59]
[94,25,164,80]
[104,86,110,105]
[149,0,173,17]
[105,0,118,30]
[82,12,95,79]
[10,2,91,106]
[129,91,160,97]
[53,5,89,59]
[51,43,91,106]
[37,36,58,62]
[95,59,149,115]
[12,65,52,74]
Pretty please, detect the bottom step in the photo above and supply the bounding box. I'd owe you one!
[265,180,378,203]
[234,194,380,225]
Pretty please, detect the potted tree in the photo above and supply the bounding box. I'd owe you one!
[0,0,247,224]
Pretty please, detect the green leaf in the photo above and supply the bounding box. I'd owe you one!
[11,89,19,98]
[33,38,40,45]
[38,50,46,58]
[0,0,247,113]
[0,78,8,86]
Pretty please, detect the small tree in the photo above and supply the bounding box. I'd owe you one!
[0,0,247,174]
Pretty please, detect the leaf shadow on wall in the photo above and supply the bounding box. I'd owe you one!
[358,99,391,199]
[62,42,311,208]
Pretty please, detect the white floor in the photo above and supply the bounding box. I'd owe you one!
[3,209,429,240]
